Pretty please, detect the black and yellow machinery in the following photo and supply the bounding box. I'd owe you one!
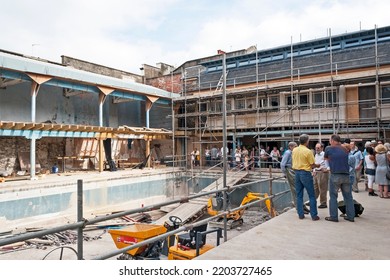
[109,223,168,260]
[109,215,221,260]
[207,191,272,229]
[167,222,222,260]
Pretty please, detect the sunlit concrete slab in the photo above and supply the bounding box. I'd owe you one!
[197,182,390,260]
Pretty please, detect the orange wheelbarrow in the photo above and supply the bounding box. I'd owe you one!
[109,223,167,260]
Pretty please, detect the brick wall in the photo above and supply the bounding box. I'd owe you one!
[0,137,65,173]
[147,74,182,94]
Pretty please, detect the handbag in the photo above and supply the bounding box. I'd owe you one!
[365,168,376,176]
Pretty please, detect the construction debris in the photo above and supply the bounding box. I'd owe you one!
[0,229,102,254]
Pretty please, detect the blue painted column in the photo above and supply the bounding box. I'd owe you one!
[145,97,158,168]
[30,82,40,180]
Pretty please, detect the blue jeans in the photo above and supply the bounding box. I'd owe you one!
[295,170,318,218]
[329,173,355,220]
[349,174,355,193]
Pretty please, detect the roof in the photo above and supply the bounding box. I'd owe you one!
[0,50,180,104]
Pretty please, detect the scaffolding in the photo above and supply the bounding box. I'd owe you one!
[173,25,390,167]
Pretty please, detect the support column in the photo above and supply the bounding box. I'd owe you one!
[30,82,40,180]
[31,82,40,123]
[145,96,159,128]
[97,87,114,172]
[30,138,37,180]
[98,93,107,127]
[145,96,159,168]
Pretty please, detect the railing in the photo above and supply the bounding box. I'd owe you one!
[0,174,287,260]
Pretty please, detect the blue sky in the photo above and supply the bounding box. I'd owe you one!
[2,0,390,73]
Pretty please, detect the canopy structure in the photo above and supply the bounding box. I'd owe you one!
[0,50,179,177]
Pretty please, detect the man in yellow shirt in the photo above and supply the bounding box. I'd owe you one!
[292,134,320,221]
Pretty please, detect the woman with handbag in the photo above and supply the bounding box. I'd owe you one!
[365,146,377,196]
[375,144,390,198]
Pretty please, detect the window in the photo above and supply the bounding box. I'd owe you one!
[313,92,324,108]
[286,94,297,108]
[238,60,249,67]
[246,98,256,109]
[226,99,232,111]
[199,102,208,112]
[326,91,338,107]
[259,97,268,108]
[299,48,311,55]
[270,96,279,112]
[236,99,246,109]
[213,101,222,112]
[330,43,341,50]
[381,86,390,104]
[227,62,236,69]
[286,52,298,58]
[345,39,359,47]
[260,56,271,62]
[299,93,309,109]
[313,46,326,53]
[273,53,283,60]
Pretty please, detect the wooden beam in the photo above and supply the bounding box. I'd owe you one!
[52,124,62,130]
[41,124,54,131]
[14,123,26,130]
[2,122,15,129]
[32,123,45,130]
[24,123,35,130]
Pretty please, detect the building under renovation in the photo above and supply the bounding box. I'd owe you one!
[1,25,390,261]
[145,25,390,164]
[2,25,390,175]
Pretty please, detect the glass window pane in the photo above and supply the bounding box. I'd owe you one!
[313,92,323,108]
[381,86,390,104]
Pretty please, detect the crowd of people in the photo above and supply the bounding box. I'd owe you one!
[193,145,285,170]
[281,134,390,223]
[190,135,390,222]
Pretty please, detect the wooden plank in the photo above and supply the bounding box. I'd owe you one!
[346,86,359,123]
[154,172,249,226]
[24,123,35,130]
[61,125,72,131]
[41,123,54,131]
[32,123,45,130]
[2,122,15,129]
[14,123,26,130]
[18,152,41,172]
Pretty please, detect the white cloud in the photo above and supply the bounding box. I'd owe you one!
[1,0,390,73]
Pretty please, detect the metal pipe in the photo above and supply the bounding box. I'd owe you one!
[94,190,287,260]
[30,138,37,180]
[329,28,336,134]
[77,179,83,260]
[99,102,103,127]
[0,174,281,248]
[0,221,85,247]
[222,53,228,242]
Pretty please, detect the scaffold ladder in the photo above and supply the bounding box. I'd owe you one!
[214,70,228,93]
